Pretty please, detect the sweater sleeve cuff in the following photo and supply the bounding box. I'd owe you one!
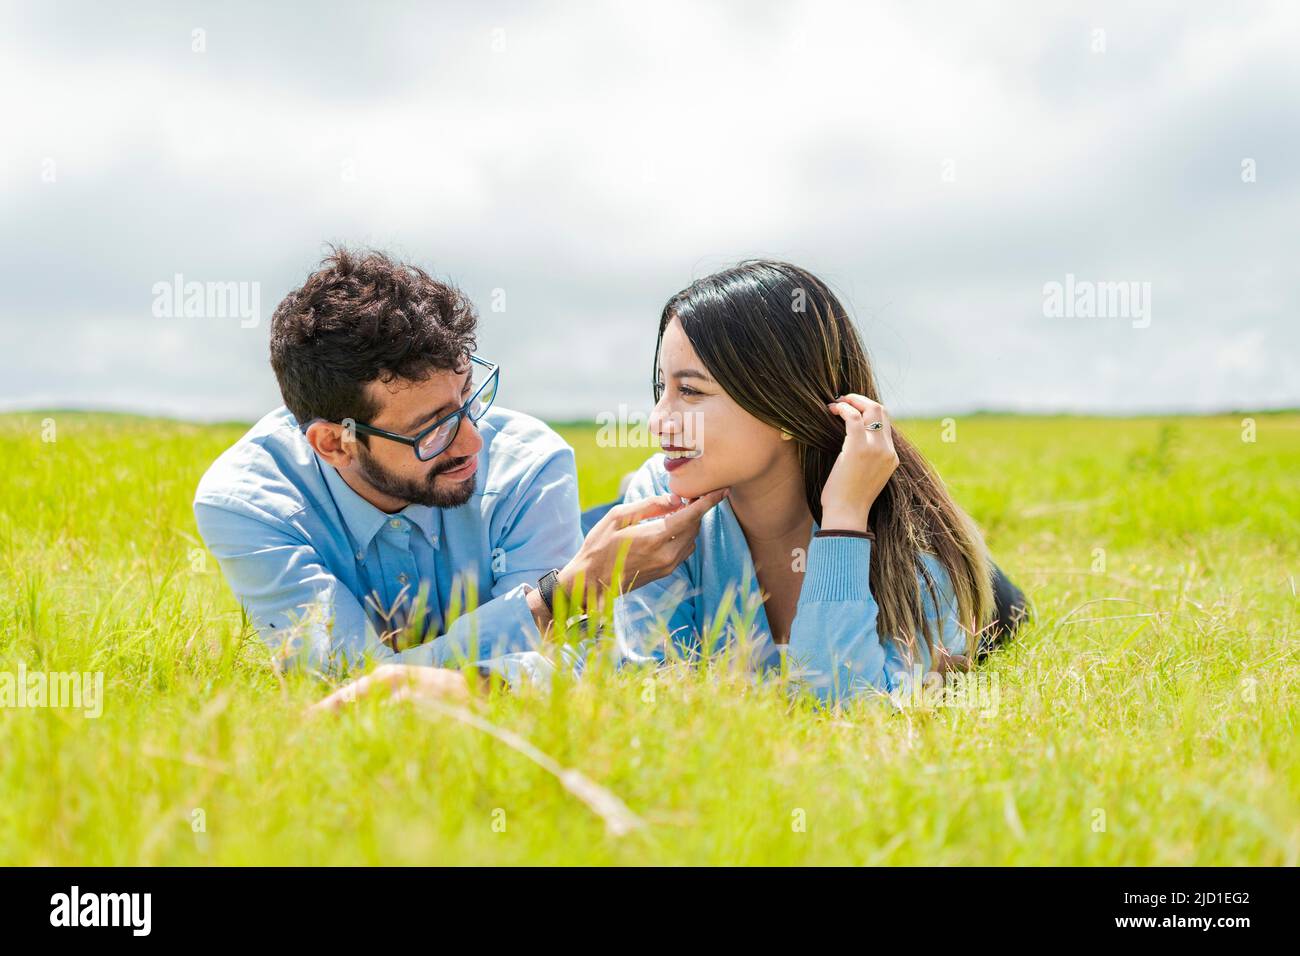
[803,534,872,603]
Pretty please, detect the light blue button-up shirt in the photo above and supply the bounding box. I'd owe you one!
[193,405,583,679]
[614,454,978,704]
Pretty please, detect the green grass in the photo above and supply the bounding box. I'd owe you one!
[0,410,1296,865]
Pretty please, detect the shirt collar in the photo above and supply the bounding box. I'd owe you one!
[400,502,441,544]
[320,461,442,551]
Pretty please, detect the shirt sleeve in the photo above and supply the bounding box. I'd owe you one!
[193,498,396,674]
[787,535,971,705]
[611,462,699,666]
[194,442,584,678]
[613,563,698,666]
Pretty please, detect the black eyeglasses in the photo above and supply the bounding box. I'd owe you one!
[305,355,499,462]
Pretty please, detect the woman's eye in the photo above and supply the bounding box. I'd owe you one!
[654,378,702,398]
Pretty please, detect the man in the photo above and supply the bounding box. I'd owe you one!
[194,247,723,692]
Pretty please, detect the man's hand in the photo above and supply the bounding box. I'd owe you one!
[529,488,728,630]
[306,664,472,717]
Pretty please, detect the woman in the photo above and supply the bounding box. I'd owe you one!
[612,260,1023,704]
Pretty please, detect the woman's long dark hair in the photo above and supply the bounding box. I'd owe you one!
[656,261,994,666]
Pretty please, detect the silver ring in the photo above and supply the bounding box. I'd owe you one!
[867,420,884,431]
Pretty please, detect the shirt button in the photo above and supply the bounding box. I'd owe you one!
[398,573,409,585]
[389,519,402,530]
[355,550,365,561]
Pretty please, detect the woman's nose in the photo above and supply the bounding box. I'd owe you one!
[649,397,676,442]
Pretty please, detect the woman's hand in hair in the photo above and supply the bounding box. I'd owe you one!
[820,394,899,533]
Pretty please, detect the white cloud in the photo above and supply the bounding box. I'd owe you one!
[1,0,1296,421]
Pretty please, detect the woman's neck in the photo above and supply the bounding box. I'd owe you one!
[727,455,813,545]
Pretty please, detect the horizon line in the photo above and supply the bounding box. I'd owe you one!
[2,402,1297,427]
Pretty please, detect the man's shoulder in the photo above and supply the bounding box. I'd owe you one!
[193,406,321,521]
[479,407,575,479]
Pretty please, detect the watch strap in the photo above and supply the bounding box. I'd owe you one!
[537,568,561,613]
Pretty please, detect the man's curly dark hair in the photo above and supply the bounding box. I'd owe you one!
[269,246,478,430]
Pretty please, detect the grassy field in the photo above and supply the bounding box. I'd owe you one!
[0,410,1296,865]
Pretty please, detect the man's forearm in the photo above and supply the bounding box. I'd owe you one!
[392,583,551,668]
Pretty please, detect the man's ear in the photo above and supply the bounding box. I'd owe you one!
[306,420,359,468]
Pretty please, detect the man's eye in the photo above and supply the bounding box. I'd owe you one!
[679,385,701,397]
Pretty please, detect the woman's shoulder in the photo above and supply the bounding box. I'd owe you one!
[622,453,672,501]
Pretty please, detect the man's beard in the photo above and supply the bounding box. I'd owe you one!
[355,447,477,509]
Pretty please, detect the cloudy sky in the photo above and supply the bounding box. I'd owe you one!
[2,0,1296,422]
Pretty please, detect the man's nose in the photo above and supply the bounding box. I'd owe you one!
[448,415,483,460]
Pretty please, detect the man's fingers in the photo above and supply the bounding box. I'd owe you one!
[686,487,730,516]
[662,488,728,538]
[310,668,389,712]
[305,696,339,717]
[605,488,725,536]
[607,492,688,528]
[306,681,363,717]
[306,666,469,717]
[386,672,471,704]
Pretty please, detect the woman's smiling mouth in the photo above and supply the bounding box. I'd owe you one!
[661,445,702,472]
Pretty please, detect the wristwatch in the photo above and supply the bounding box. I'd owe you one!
[537,569,561,614]
[535,569,594,639]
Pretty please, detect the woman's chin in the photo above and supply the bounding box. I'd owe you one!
[666,471,712,501]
